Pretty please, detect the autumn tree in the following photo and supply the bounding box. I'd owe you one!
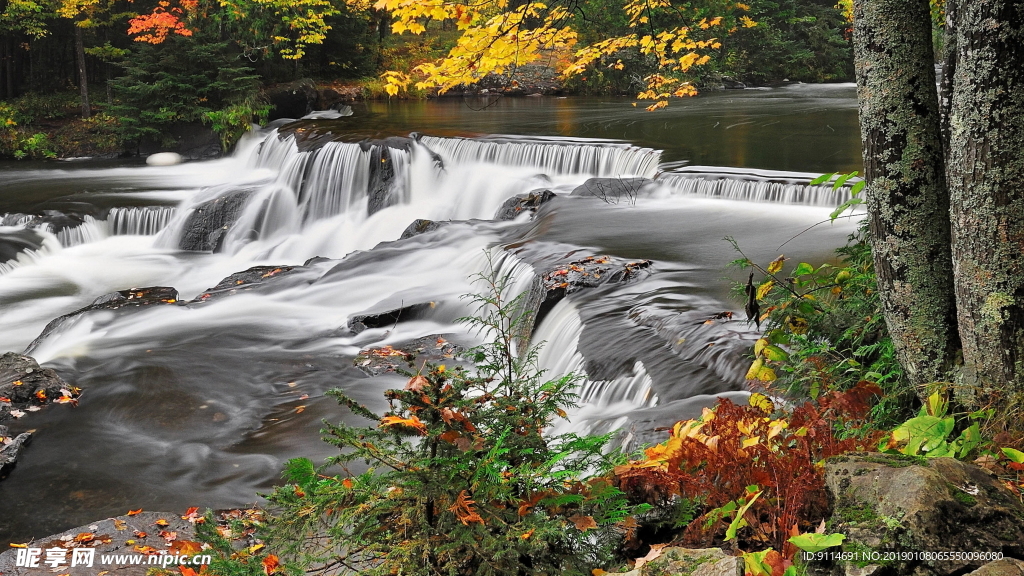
[853,0,1024,406]
[372,0,756,109]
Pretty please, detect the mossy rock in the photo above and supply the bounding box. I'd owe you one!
[825,453,1024,576]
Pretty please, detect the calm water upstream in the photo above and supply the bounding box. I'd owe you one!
[0,84,861,544]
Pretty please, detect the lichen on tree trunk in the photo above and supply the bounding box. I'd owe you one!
[853,0,960,389]
[947,1,1024,399]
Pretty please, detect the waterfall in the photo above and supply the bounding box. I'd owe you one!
[419,135,662,178]
[657,166,860,207]
[51,217,108,247]
[107,207,178,236]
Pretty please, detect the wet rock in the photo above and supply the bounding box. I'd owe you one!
[0,352,74,408]
[137,122,221,159]
[354,335,464,376]
[27,287,180,354]
[365,139,412,216]
[721,77,746,89]
[177,189,255,252]
[348,302,434,334]
[0,228,44,264]
[825,453,1024,576]
[0,352,78,480]
[570,177,656,203]
[193,265,297,302]
[967,559,1024,576]
[0,430,30,479]
[494,190,556,221]
[400,219,452,239]
[0,511,197,576]
[541,255,652,307]
[266,78,320,121]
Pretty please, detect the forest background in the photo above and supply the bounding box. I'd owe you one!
[0,0,859,159]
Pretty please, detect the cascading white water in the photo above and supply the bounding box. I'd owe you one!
[50,217,108,247]
[420,135,662,178]
[657,166,859,207]
[107,207,178,236]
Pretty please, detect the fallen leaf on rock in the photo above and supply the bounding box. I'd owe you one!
[634,543,668,570]
[74,533,95,543]
[154,519,170,527]
[294,406,306,414]
[9,409,25,418]
[179,567,198,576]
[182,507,202,523]
[113,519,127,531]
[134,531,147,538]
[127,509,143,516]
[159,530,177,542]
[172,540,203,555]
[9,543,27,548]
[134,545,160,555]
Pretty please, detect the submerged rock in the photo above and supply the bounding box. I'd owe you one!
[177,189,255,252]
[540,255,652,307]
[494,189,556,221]
[348,302,434,334]
[354,335,464,376]
[570,177,656,203]
[825,453,1024,576]
[400,219,452,240]
[27,287,180,354]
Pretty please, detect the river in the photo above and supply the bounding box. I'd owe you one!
[0,84,862,545]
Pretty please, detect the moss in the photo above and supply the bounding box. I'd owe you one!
[641,550,714,576]
[951,487,977,507]
[835,503,877,524]
[857,453,927,468]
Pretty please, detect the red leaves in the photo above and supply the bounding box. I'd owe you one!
[615,383,885,550]
[448,490,484,525]
[127,1,194,44]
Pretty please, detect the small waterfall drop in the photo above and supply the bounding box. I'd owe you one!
[657,166,859,207]
[107,207,178,236]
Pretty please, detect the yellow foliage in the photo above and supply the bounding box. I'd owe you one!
[373,0,750,107]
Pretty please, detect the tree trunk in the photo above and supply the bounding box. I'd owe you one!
[947,1,1024,400]
[939,0,958,153]
[852,0,960,389]
[74,23,90,118]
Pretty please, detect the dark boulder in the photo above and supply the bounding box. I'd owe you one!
[265,78,320,121]
[400,219,452,239]
[354,335,464,376]
[27,287,180,354]
[570,177,656,203]
[348,302,434,334]
[177,189,255,252]
[494,190,556,221]
[362,138,416,216]
[193,265,297,302]
[137,122,221,160]
[541,255,652,307]
[0,430,30,479]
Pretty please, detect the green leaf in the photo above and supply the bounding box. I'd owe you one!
[832,173,854,191]
[1002,447,1024,464]
[762,345,789,362]
[830,198,864,221]
[792,262,815,276]
[851,180,865,196]
[788,532,845,552]
[725,490,761,541]
[809,173,835,186]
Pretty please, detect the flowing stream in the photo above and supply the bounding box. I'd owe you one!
[0,86,862,544]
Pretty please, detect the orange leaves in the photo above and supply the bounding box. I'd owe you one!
[569,514,598,531]
[405,375,428,392]
[380,415,427,434]
[127,0,194,44]
[179,567,199,576]
[262,555,280,575]
[448,490,484,525]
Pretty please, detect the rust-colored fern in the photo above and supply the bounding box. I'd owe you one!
[615,382,886,551]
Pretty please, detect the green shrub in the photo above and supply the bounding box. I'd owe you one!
[261,257,641,576]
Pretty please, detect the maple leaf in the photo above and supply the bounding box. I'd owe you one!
[127,509,143,516]
[448,490,484,525]
[154,518,170,527]
[179,566,199,576]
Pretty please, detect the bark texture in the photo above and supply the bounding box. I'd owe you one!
[74,23,90,118]
[853,0,959,388]
[948,1,1024,397]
